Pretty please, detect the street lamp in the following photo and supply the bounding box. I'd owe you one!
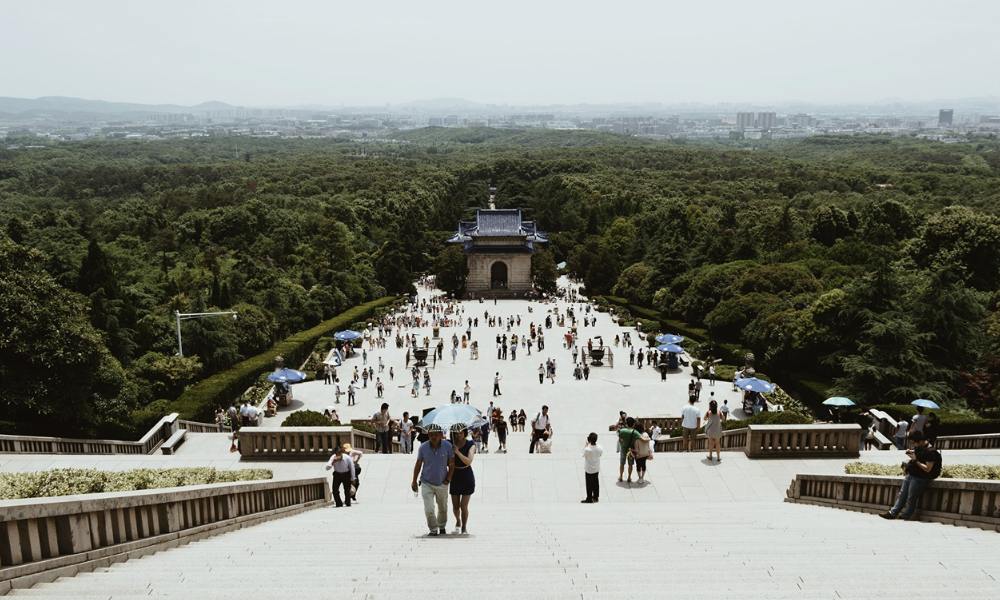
[175,310,238,357]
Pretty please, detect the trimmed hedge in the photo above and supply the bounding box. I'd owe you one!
[868,404,1000,437]
[845,462,1000,480]
[282,410,336,427]
[171,297,396,421]
[0,467,274,500]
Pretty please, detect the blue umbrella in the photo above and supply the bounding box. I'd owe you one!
[655,333,685,344]
[656,343,685,354]
[735,377,776,393]
[911,399,940,409]
[421,404,487,431]
[823,397,856,407]
[333,330,362,341]
[267,368,307,383]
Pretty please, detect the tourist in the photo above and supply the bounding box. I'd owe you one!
[583,363,590,381]
[694,378,702,399]
[880,430,941,521]
[464,380,471,403]
[323,364,332,385]
[538,363,545,384]
[494,414,508,453]
[343,443,363,502]
[334,378,342,404]
[537,431,553,453]
[518,409,527,432]
[480,417,491,454]
[617,416,639,483]
[412,424,455,536]
[214,406,225,432]
[529,406,551,454]
[720,399,730,419]
[681,397,701,453]
[450,426,477,535]
[634,425,652,483]
[347,381,357,406]
[424,371,432,396]
[926,412,940,446]
[894,419,909,450]
[493,372,503,396]
[375,377,384,399]
[582,432,603,503]
[411,375,420,398]
[372,403,394,454]
[704,399,725,462]
[708,364,716,386]
[324,445,355,507]
[909,407,925,435]
[509,409,518,431]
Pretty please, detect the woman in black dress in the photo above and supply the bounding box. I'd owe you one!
[450,427,477,535]
[518,409,527,432]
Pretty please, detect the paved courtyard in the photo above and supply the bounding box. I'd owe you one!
[4,277,1000,508]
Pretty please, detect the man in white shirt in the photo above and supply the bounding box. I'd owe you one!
[529,406,551,454]
[709,364,716,386]
[895,420,909,450]
[246,404,260,426]
[908,407,927,435]
[680,397,701,453]
[400,412,414,454]
[324,445,356,507]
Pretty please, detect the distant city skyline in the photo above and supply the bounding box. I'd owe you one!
[2,0,997,108]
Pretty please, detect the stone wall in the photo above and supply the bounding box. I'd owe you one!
[466,253,533,295]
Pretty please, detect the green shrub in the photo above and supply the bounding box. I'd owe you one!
[0,467,274,500]
[171,297,395,421]
[845,462,1000,480]
[867,404,1000,436]
[281,410,336,427]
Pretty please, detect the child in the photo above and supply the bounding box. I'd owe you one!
[582,432,603,503]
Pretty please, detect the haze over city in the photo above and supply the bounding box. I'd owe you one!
[2,0,999,108]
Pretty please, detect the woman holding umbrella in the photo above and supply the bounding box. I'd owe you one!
[450,425,477,536]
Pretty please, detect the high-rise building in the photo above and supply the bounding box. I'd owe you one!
[736,112,755,130]
[757,112,776,130]
[939,109,954,126]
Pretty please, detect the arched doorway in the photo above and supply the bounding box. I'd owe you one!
[490,261,508,289]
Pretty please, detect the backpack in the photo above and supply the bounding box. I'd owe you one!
[928,448,943,480]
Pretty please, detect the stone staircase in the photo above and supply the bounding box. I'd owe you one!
[8,499,999,599]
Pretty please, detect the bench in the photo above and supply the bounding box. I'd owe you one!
[160,429,187,455]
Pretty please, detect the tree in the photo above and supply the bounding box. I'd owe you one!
[434,246,469,296]
[0,237,137,436]
[374,239,415,295]
[531,249,559,294]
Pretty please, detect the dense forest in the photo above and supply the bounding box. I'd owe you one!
[2,130,999,437]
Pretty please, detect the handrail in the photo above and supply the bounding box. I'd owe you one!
[0,414,179,456]
[653,427,749,452]
[786,473,1000,530]
[935,433,1000,450]
[237,426,401,459]
[177,419,230,433]
[0,477,329,593]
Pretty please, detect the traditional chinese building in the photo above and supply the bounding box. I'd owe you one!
[446,189,547,297]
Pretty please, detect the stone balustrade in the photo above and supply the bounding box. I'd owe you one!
[654,428,748,453]
[935,433,1000,450]
[238,427,400,459]
[746,424,860,458]
[0,414,179,456]
[0,478,329,593]
[177,419,229,433]
[785,473,1000,531]
[653,424,860,458]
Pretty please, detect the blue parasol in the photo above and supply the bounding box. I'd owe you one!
[735,377,776,393]
[656,343,685,354]
[333,330,362,341]
[655,333,685,344]
[911,399,940,409]
[822,397,856,407]
[267,368,307,383]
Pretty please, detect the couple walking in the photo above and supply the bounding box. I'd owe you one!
[411,424,477,536]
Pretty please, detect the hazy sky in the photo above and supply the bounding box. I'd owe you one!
[2,0,997,107]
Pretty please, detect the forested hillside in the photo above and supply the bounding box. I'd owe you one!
[2,131,999,437]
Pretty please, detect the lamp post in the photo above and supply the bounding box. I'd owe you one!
[175,310,238,357]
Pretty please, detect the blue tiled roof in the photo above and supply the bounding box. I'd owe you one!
[447,209,548,244]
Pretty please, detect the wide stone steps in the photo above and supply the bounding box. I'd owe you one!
[8,501,999,599]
